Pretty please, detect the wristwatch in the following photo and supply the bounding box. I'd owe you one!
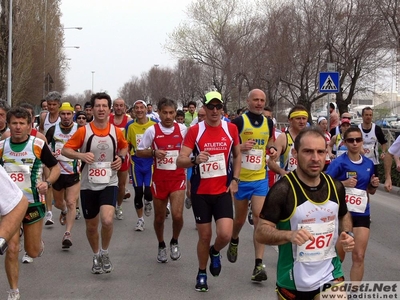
[118,155,125,163]
[191,156,198,165]
[232,177,240,183]
[0,238,8,255]
[45,180,52,188]
[345,231,355,239]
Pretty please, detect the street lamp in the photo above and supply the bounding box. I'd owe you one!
[7,0,13,106]
[63,27,83,30]
[92,71,95,93]
[64,46,80,49]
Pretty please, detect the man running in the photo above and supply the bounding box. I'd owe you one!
[125,100,158,231]
[137,98,187,262]
[227,89,276,282]
[177,91,241,292]
[61,92,128,274]
[255,127,354,299]
[109,97,132,220]
[46,102,80,249]
[1,107,60,299]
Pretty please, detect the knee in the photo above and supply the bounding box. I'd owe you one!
[218,231,232,245]
[198,230,212,245]
[352,251,366,264]
[134,188,144,209]
[101,217,114,229]
[6,239,20,258]
[154,213,165,226]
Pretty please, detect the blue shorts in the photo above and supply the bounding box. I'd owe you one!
[131,156,153,187]
[187,166,193,180]
[235,178,269,200]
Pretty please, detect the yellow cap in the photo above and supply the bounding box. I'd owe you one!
[204,91,223,104]
[59,102,74,112]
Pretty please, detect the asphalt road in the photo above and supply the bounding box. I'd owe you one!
[0,185,399,300]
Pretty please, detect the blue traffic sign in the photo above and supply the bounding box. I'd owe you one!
[319,72,340,93]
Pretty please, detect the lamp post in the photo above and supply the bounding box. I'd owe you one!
[64,46,80,49]
[64,27,83,30]
[92,71,95,93]
[7,0,13,106]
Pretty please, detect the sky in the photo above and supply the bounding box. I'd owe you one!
[60,0,189,98]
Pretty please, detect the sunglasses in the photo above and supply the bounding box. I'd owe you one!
[345,137,363,143]
[77,117,86,120]
[205,103,223,110]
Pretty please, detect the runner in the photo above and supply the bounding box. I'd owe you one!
[326,127,379,282]
[177,91,241,292]
[61,92,128,274]
[109,97,132,220]
[125,100,158,231]
[384,135,400,192]
[46,102,80,249]
[255,127,354,299]
[317,116,331,171]
[227,89,276,282]
[327,118,351,159]
[0,107,60,300]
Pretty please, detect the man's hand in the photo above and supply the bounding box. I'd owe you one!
[290,228,314,246]
[339,231,355,252]
[81,152,95,164]
[343,175,357,188]
[384,178,393,192]
[111,155,122,171]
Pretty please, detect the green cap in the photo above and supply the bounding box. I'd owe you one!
[204,91,223,104]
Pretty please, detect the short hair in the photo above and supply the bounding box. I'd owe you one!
[0,100,11,113]
[84,101,92,109]
[45,91,61,102]
[6,107,32,125]
[19,103,34,113]
[288,104,307,119]
[361,107,373,115]
[343,127,362,140]
[158,97,177,111]
[40,99,47,108]
[188,100,197,108]
[294,127,325,152]
[176,110,185,118]
[236,108,242,115]
[264,106,272,112]
[74,103,81,108]
[147,103,153,107]
[183,104,188,109]
[90,92,112,109]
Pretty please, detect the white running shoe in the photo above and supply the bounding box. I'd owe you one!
[21,253,33,263]
[135,219,145,231]
[45,211,54,226]
[144,200,152,217]
[7,290,20,300]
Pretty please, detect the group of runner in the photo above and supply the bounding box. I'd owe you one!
[0,89,394,299]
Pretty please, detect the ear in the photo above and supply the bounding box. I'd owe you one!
[291,147,298,160]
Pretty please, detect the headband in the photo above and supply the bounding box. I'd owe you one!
[317,116,327,124]
[289,111,308,119]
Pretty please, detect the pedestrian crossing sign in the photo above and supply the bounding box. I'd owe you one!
[319,72,339,93]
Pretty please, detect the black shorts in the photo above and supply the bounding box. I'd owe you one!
[23,204,46,225]
[191,192,233,224]
[80,186,118,219]
[52,173,80,191]
[277,277,344,300]
[352,215,371,229]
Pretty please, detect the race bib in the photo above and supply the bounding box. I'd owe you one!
[88,162,112,184]
[287,155,297,171]
[363,145,374,159]
[5,164,31,190]
[337,149,346,157]
[199,153,226,179]
[345,187,368,213]
[296,221,336,262]
[242,149,263,170]
[156,150,178,170]
[136,134,143,148]
[55,142,73,162]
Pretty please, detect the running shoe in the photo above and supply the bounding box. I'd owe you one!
[7,290,20,300]
[59,211,67,225]
[45,211,54,226]
[185,197,192,209]
[21,252,33,263]
[209,246,221,277]
[157,247,168,263]
[251,264,268,282]
[227,242,238,263]
[195,273,208,292]
[170,243,181,261]
[166,203,171,218]
[75,208,81,220]
[91,255,103,274]
[134,219,145,231]
[115,206,123,220]
[62,232,72,249]
[101,252,114,273]
[144,200,152,217]
[124,189,131,199]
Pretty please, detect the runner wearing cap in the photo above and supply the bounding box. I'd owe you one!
[328,118,352,159]
[46,102,80,249]
[177,91,241,292]
[125,100,158,231]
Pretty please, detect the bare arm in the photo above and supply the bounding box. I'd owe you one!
[327,135,336,159]
[384,152,394,192]
[266,134,286,176]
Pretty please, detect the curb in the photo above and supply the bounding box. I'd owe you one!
[377,183,400,196]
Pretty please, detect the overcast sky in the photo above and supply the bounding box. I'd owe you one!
[60,0,188,98]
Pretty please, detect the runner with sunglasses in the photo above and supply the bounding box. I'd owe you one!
[326,127,379,282]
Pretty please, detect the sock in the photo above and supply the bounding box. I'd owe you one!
[94,251,100,257]
[231,237,239,245]
[116,205,120,209]
[255,258,263,267]
[100,248,108,255]
[170,238,178,245]
[159,241,166,249]
[210,245,219,255]
[62,209,67,215]
[198,268,206,274]
[139,217,144,221]
[10,289,19,294]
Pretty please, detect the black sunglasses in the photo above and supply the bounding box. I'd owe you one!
[345,137,363,143]
[77,117,86,120]
[205,103,223,110]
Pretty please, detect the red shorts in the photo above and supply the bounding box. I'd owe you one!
[119,154,130,172]
[151,180,186,200]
